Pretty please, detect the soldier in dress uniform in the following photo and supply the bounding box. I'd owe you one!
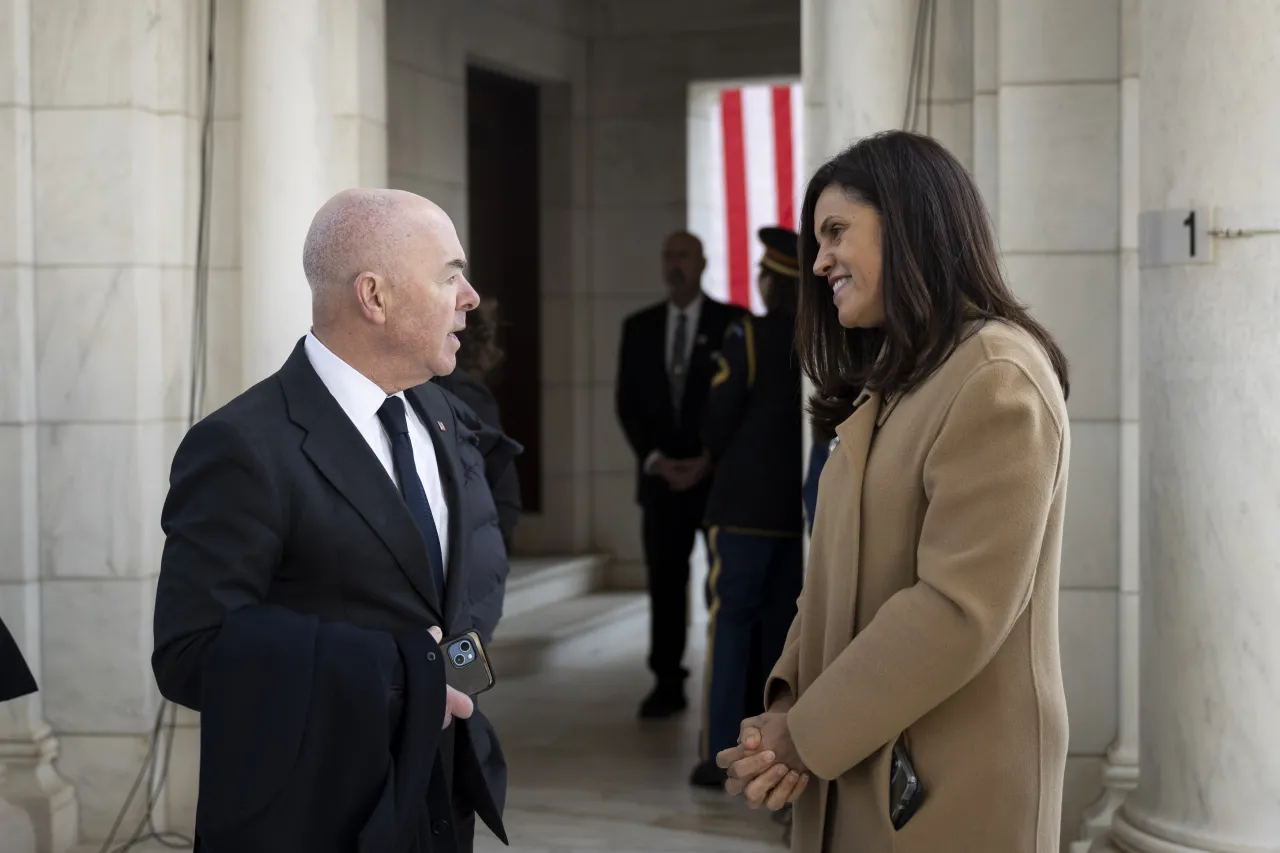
[690,226,805,787]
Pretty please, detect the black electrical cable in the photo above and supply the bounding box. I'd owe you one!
[97,0,215,848]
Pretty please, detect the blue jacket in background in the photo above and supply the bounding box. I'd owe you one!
[434,385,522,647]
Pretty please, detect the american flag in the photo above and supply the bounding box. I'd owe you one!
[698,83,805,314]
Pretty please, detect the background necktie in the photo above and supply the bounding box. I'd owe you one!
[670,312,688,416]
[376,396,446,599]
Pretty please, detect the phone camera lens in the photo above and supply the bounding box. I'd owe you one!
[459,641,471,652]
[453,654,465,666]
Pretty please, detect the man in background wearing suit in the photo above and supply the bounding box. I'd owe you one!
[153,189,504,852]
[616,231,743,718]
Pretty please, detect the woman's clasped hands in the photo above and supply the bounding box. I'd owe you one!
[715,698,811,811]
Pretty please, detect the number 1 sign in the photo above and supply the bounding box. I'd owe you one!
[1139,207,1214,268]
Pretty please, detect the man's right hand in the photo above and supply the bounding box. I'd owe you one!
[428,626,474,729]
[650,453,710,492]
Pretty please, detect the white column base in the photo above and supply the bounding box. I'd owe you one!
[1072,753,1139,853]
[0,729,79,853]
[1093,805,1278,853]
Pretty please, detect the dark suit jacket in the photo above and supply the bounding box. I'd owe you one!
[153,339,507,851]
[195,605,447,853]
[0,614,37,702]
[615,296,743,506]
[703,310,804,534]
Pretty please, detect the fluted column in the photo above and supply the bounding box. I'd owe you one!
[240,0,332,386]
[1,1,80,850]
[1097,2,1280,851]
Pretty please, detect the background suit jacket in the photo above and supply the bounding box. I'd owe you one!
[615,296,743,505]
[153,339,506,850]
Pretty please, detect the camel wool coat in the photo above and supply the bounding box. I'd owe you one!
[767,321,1070,853]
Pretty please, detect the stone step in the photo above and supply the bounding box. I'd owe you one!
[501,554,608,620]
[487,591,649,679]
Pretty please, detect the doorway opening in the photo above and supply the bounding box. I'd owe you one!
[466,65,543,513]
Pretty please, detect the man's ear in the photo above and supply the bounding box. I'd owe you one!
[354,272,387,324]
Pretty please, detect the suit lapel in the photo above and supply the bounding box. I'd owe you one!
[645,307,676,421]
[406,383,469,632]
[682,300,720,404]
[279,342,444,622]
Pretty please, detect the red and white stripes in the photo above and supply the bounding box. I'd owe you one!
[702,82,804,313]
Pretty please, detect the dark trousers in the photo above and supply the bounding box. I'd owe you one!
[701,529,803,760]
[641,492,706,685]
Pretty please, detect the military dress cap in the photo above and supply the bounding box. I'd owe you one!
[758,226,800,279]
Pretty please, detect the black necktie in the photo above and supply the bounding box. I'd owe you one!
[376,396,446,599]
[670,311,688,414]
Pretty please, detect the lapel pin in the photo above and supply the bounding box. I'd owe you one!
[438,421,447,432]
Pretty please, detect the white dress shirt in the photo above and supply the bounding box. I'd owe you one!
[665,293,704,371]
[304,331,449,571]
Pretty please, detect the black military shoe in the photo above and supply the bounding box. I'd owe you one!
[688,758,728,789]
[637,683,687,719]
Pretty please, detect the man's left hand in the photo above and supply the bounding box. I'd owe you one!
[428,626,474,728]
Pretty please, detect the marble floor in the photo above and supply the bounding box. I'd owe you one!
[473,625,785,852]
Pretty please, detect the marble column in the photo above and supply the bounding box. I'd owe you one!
[1096,3,1280,850]
[995,1,1125,843]
[240,0,332,386]
[801,0,913,169]
[328,0,388,192]
[0,1,80,848]
[799,0,913,565]
[25,0,203,845]
[914,0,974,170]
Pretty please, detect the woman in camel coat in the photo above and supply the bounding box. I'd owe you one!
[718,131,1072,852]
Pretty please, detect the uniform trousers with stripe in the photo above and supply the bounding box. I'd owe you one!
[701,528,803,760]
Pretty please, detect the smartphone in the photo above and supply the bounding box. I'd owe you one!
[440,630,496,697]
[889,739,924,830]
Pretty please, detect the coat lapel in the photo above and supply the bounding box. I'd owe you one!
[406,383,469,633]
[830,391,882,646]
[278,341,445,622]
[806,391,881,836]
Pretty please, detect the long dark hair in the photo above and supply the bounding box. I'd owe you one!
[455,298,505,380]
[797,131,1069,434]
